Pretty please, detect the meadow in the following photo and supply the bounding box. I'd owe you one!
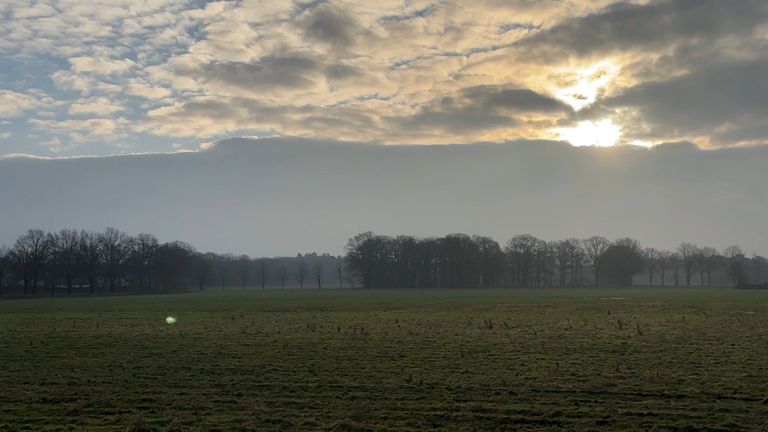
[1,288,767,431]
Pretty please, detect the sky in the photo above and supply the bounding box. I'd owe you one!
[1,1,767,255]
[2,0,768,157]
[1,138,766,256]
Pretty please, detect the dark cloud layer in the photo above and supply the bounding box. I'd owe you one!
[606,59,768,144]
[300,5,358,49]
[462,86,572,113]
[1,138,766,255]
[519,0,768,58]
[196,56,322,90]
[391,86,568,135]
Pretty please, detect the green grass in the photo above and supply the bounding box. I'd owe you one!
[1,288,768,431]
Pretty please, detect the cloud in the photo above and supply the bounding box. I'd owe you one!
[517,0,768,59]
[300,4,358,50]
[0,138,766,256]
[2,0,768,156]
[461,86,571,114]
[29,117,128,143]
[396,107,516,134]
[192,55,323,92]
[126,80,172,100]
[69,56,136,75]
[604,58,768,146]
[382,85,570,140]
[51,70,94,93]
[68,97,125,115]
[379,4,440,24]
[13,3,58,19]
[0,90,43,118]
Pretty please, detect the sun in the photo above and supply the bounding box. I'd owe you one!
[557,119,622,147]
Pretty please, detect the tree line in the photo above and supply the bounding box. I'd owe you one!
[0,228,346,298]
[1,228,765,298]
[344,232,767,289]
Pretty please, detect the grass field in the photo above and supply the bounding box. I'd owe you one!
[1,288,767,431]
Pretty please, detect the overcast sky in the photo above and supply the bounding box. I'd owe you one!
[2,0,768,156]
[1,2,767,255]
[1,138,766,256]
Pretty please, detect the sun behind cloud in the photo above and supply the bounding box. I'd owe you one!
[557,119,622,148]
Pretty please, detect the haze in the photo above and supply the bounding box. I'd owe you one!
[1,137,765,256]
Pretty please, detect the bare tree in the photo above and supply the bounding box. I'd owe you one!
[9,229,51,296]
[79,230,102,294]
[193,253,214,291]
[677,243,698,286]
[131,233,159,291]
[671,253,682,287]
[505,234,539,287]
[569,240,585,287]
[553,240,571,287]
[335,255,344,288]
[51,229,81,295]
[314,259,323,289]
[700,247,718,286]
[657,251,673,287]
[99,227,130,294]
[0,245,8,297]
[723,245,745,287]
[583,236,610,287]
[474,236,505,288]
[533,240,551,287]
[278,266,290,289]
[752,254,767,285]
[259,258,268,290]
[296,254,307,289]
[643,248,660,287]
[237,255,250,289]
[154,241,197,292]
[344,232,378,289]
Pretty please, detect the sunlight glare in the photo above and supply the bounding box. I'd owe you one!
[557,119,622,148]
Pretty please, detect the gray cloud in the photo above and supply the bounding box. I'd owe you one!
[1,138,765,256]
[300,5,358,49]
[605,59,768,145]
[324,63,363,80]
[390,85,567,134]
[517,0,768,60]
[396,108,516,134]
[379,4,440,24]
[461,86,571,113]
[193,55,322,91]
